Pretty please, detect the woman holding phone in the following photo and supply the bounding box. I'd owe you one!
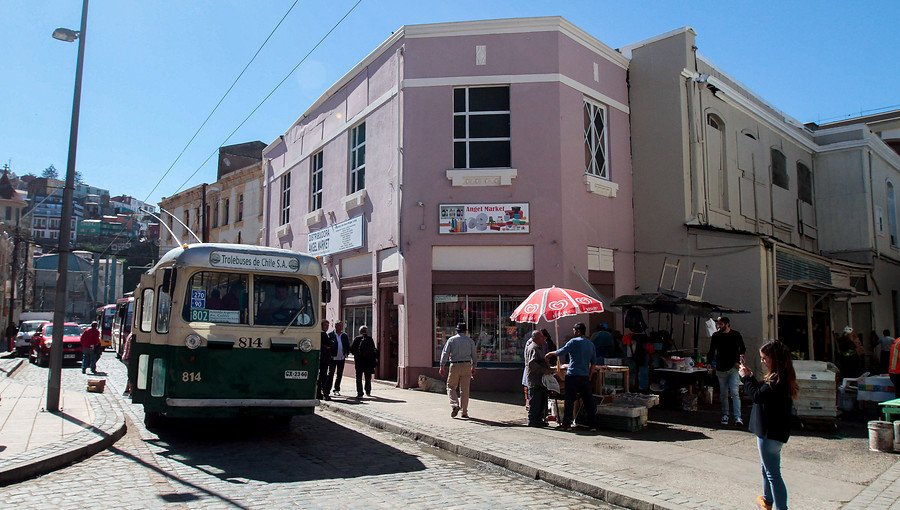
[739,340,798,510]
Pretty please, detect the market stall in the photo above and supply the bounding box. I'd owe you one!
[609,292,747,409]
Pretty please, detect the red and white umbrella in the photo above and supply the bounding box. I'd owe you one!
[510,286,605,324]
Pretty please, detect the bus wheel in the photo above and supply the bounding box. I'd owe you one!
[144,411,163,429]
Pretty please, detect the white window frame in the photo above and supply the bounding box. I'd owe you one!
[279,173,291,226]
[349,122,366,194]
[453,86,511,169]
[310,151,324,212]
[584,98,609,180]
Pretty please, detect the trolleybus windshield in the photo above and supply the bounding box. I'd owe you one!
[254,275,314,327]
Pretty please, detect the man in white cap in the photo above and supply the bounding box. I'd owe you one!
[439,322,477,418]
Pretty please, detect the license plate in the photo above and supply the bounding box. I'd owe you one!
[64,354,76,359]
[284,370,308,380]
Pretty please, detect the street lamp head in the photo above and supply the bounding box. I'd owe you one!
[52,28,80,42]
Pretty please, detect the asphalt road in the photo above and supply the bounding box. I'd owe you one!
[1,353,623,509]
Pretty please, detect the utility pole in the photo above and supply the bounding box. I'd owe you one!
[7,234,19,338]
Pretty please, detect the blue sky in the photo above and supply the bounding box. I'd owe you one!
[2,0,898,206]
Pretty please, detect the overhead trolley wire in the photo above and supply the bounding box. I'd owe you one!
[91,0,303,260]
[172,0,365,195]
[140,0,302,204]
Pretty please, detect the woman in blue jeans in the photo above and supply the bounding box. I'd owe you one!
[739,340,798,510]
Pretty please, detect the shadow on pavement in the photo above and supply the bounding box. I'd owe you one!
[144,414,427,484]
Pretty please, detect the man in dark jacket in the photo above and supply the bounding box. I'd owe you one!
[350,326,378,398]
[327,321,352,396]
[707,316,746,426]
[317,320,336,401]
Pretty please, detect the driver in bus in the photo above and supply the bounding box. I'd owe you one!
[258,285,301,323]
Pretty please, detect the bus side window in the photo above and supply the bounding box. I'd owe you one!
[156,285,172,334]
[140,288,154,333]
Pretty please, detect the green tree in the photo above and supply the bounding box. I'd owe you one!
[41,165,58,179]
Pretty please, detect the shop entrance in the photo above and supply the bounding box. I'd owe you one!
[379,287,399,382]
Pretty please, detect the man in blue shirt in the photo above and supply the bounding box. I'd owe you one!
[546,322,597,430]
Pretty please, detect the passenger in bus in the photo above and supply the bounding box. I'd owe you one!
[257,285,301,323]
[207,289,223,309]
[222,282,242,311]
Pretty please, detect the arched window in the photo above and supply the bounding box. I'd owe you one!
[888,181,898,247]
[771,149,788,189]
[705,114,727,209]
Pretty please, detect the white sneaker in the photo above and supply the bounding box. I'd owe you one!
[721,415,729,425]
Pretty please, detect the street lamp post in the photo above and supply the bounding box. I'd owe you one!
[47,0,89,412]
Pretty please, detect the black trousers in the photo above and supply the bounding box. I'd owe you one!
[318,366,331,398]
[562,375,595,427]
[356,365,373,396]
[329,360,346,392]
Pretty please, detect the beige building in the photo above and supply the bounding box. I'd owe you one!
[158,142,266,258]
[0,170,29,328]
[624,28,897,368]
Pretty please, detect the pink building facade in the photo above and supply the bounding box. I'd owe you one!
[263,17,635,389]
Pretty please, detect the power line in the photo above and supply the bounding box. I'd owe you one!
[141,0,302,204]
[172,0,364,195]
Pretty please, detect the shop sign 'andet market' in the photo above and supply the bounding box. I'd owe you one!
[439,203,529,234]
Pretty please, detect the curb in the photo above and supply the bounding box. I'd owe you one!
[321,401,688,510]
[0,387,127,487]
[0,359,24,378]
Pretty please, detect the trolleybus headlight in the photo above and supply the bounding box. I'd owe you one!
[185,334,202,350]
[299,338,313,352]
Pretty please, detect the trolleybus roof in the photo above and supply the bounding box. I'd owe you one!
[149,243,322,275]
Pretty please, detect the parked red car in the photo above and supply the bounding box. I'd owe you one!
[30,323,84,367]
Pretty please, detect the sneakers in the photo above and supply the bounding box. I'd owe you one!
[333,389,340,396]
[451,406,459,418]
[735,418,744,428]
[721,415,729,425]
[756,495,772,510]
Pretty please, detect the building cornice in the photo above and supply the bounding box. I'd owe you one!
[619,26,695,59]
[687,69,818,152]
[266,16,630,152]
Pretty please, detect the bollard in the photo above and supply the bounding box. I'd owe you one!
[894,421,900,451]
[868,420,893,452]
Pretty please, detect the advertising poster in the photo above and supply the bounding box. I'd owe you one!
[438,203,529,234]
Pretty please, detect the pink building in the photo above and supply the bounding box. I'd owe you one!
[263,17,634,389]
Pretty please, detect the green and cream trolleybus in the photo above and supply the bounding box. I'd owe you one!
[129,243,330,427]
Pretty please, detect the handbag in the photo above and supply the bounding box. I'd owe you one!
[542,373,560,393]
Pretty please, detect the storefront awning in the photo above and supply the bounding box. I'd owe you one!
[609,292,748,316]
[777,279,865,302]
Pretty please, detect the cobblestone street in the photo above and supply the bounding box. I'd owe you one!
[0,355,621,509]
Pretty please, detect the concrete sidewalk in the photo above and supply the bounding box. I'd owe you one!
[0,356,126,485]
[321,375,900,510]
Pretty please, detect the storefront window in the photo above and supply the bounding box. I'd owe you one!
[344,305,372,340]
[433,294,529,364]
